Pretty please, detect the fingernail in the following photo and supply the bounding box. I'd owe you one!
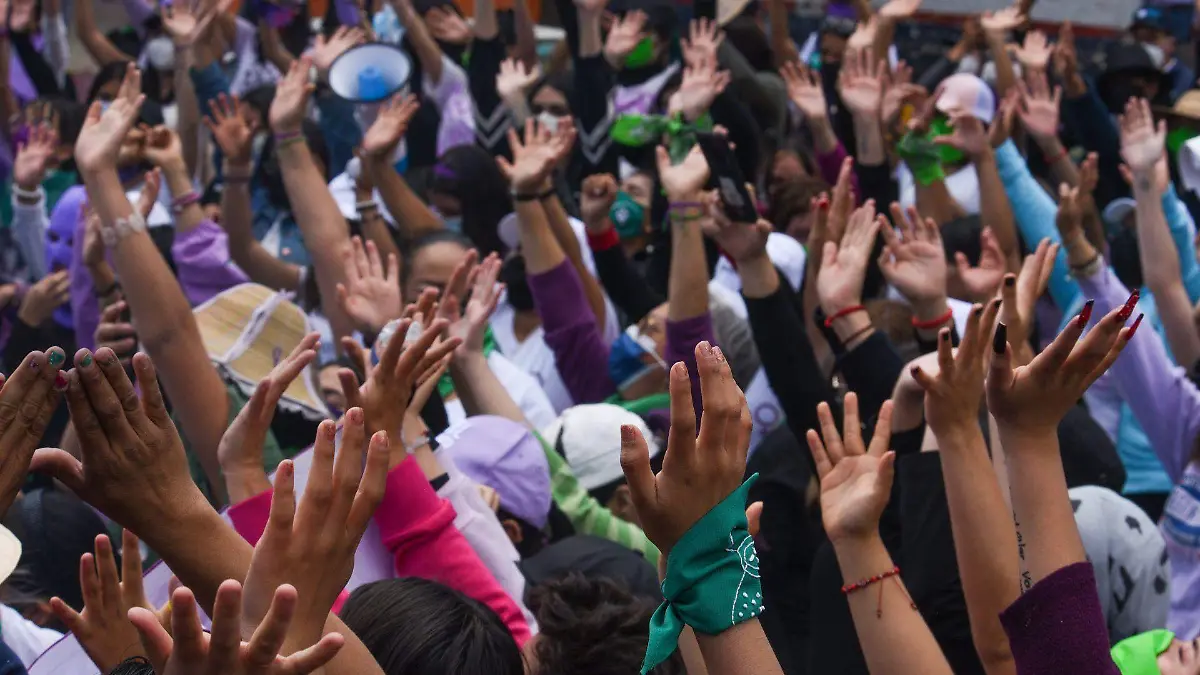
[700,341,712,355]
[1128,313,1145,338]
[1118,290,1139,321]
[672,362,688,381]
[620,424,636,443]
[993,322,1008,355]
[713,345,725,362]
[47,350,64,367]
[1078,299,1094,326]
[54,372,67,391]
[909,365,921,377]
[972,304,983,317]
[80,351,93,368]
[940,330,950,341]
[1004,276,1015,287]
[279,460,292,478]
[348,407,363,424]
[992,298,1002,309]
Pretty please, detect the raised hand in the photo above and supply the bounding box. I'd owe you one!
[51,531,159,673]
[426,7,471,45]
[877,203,947,308]
[336,237,402,336]
[881,63,926,127]
[620,341,751,555]
[817,201,883,315]
[17,269,70,326]
[988,291,1140,434]
[217,333,319,504]
[682,17,723,68]
[128,580,344,675]
[952,226,1007,302]
[141,125,185,170]
[0,348,68,515]
[911,299,1003,436]
[94,301,138,365]
[1016,70,1062,143]
[1054,182,1085,242]
[933,109,990,159]
[579,173,618,228]
[75,65,144,174]
[162,0,223,46]
[442,253,503,358]
[495,58,542,102]
[999,238,1058,360]
[8,0,33,31]
[1119,97,1167,177]
[360,93,420,159]
[669,60,730,121]
[497,118,569,192]
[268,57,314,135]
[205,94,259,164]
[310,27,365,77]
[1012,30,1053,71]
[700,191,772,264]
[240,407,389,650]
[604,10,648,68]
[13,122,58,191]
[838,48,886,117]
[879,0,922,19]
[980,5,1025,35]
[847,17,877,51]
[1052,22,1080,83]
[656,143,710,199]
[780,61,827,121]
[29,351,205,539]
[806,394,895,543]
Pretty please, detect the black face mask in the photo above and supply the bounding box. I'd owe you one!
[1109,227,1144,291]
[499,254,536,312]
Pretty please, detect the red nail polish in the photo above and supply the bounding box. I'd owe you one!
[1128,313,1145,338]
[1078,299,1094,326]
[54,371,67,391]
[1119,290,1140,321]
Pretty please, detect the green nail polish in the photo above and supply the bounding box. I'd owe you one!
[81,353,93,367]
[47,351,63,367]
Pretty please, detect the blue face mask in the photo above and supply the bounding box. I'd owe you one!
[442,215,463,232]
[608,326,664,393]
[609,191,645,240]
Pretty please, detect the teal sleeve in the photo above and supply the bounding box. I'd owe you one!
[993,140,1080,311]
[1162,183,1200,303]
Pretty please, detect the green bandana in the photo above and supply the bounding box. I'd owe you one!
[896,130,947,187]
[1111,629,1174,675]
[1168,127,1198,155]
[624,36,656,69]
[437,326,498,398]
[610,112,714,164]
[641,476,762,674]
[928,116,967,165]
[604,391,671,416]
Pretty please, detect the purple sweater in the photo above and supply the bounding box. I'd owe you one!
[1000,562,1120,675]
[1078,265,1200,639]
[527,258,712,421]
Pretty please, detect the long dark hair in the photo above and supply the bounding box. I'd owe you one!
[429,145,513,257]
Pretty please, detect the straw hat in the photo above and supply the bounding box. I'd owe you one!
[717,0,754,25]
[1155,90,1200,123]
[192,283,327,419]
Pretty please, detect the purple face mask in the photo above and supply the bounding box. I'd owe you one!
[44,198,79,327]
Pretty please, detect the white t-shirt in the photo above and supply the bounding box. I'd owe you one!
[1,604,61,667]
[711,232,807,319]
[897,162,982,216]
[443,351,557,429]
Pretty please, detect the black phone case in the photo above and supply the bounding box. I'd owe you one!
[694,133,759,223]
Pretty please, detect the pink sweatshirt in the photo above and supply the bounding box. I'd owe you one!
[227,457,532,646]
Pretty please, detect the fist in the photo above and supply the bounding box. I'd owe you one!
[580,173,618,227]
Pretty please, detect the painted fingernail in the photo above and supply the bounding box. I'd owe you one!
[672,362,688,380]
[972,304,983,317]
[620,424,637,444]
[1004,276,1015,287]
[1128,313,1145,338]
[1078,299,1094,326]
[940,330,950,341]
[992,298,1002,310]
[80,351,93,368]
[1118,290,1140,321]
[700,341,712,355]
[713,345,725,362]
[54,372,67,391]
[909,365,921,377]
[47,350,64,367]
[348,407,363,424]
[993,322,1008,355]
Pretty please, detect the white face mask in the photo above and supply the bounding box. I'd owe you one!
[146,36,176,72]
[536,111,560,135]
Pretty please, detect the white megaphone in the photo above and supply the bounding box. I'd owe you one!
[327,42,412,104]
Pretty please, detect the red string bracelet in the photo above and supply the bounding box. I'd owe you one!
[824,304,866,328]
[841,566,917,618]
[911,307,954,330]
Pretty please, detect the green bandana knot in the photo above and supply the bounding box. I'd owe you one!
[610,112,714,164]
[896,129,948,187]
[641,475,762,674]
[1111,629,1174,675]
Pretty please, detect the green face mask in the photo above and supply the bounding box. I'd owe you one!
[929,116,967,165]
[1168,126,1199,155]
[609,191,646,239]
[624,36,657,69]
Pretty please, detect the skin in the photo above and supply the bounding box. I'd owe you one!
[530,85,570,118]
[819,33,849,66]
[318,364,347,414]
[1159,637,1200,675]
[771,150,810,183]
[404,240,471,304]
[428,191,462,219]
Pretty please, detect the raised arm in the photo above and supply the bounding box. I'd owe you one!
[391,0,443,84]
[361,93,444,241]
[978,7,1023,100]
[268,58,355,344]
[74,0,134,65]
[837,47,887,167]
[73,65,231,499]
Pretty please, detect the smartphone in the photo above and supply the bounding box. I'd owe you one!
[694,132,759,224]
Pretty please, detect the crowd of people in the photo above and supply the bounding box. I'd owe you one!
[0,0,1196,671]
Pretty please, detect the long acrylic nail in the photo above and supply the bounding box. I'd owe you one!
[1128,313,1145,338]
[1078,299,1095,326]
[1118,290,1140,321]
[993,322,1008,355]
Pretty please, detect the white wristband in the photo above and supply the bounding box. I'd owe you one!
[100,211,147,248]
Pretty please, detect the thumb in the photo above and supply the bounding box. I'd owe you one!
[955,251,972,274]
[745,501,763,538]
[619,424,656,518]
[29,448,84,492]
[821,240,838,269]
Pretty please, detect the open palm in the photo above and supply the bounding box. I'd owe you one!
[807,395,896,542]
[781,62,827,120]
[362,94,420,158]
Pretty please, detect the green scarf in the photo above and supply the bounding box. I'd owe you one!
[438,326,498,398]
[642,476,762,673]
[605,391,671,416]
[1111,629,1174,675]
[610,112,713,165]
[896,130,948,187]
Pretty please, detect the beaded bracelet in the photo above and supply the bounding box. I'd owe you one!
[99,211,147,248]
[841,566,901,595]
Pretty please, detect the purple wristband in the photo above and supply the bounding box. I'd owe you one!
[171,191,200,215]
